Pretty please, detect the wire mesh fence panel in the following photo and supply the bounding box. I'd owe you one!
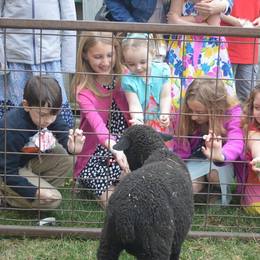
[0,19,259,238]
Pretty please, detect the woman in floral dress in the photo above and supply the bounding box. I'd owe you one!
[167,0,236,110]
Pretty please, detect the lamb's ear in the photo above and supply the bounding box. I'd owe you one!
[160,133,173,142]
[113,136,130,151]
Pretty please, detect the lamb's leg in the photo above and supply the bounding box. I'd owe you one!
[136,226,173,260]
[97,238,122,260]
[97,218,123,260]
[170,246,181,260]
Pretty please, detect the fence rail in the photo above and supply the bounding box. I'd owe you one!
[0,18,260,239]
[0,18,260,37]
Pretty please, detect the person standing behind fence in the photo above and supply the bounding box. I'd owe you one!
[121,33,174,148]
[72,32,130,208]
[0,76,85,209]
[167,0,236,110]
[0,0,76,128]
[172,78,243,205]
[241,85,260,215]
[104,0,164,22]
[104,0,171,61]
[221,0,260,103]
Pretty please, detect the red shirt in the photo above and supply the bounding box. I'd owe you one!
[223,0,260,64]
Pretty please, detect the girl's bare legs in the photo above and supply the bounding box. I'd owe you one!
[192,176,205,193]
[193,170,220,192]
[207,169,220,186]
[97,170,129,208]
[98,185,116,209]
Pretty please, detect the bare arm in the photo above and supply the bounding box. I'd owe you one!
[248,131,260,180]
[195,0,228,16]
[125,92,144,125]
[206,13,221,25]
[167,0,217,25]
[221,13,242,26]
[159,81,171,127]
[167,0,198,25]
[104,139,130,173]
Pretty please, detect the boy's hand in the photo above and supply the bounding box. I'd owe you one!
[201,130,225,162]
[67,129,85,154]
[159,114,170,128]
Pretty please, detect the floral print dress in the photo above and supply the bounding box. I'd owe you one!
[166,0,236,110]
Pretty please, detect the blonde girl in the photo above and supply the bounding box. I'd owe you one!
[241,85,260,215]
[72,31,130,208]
[121,33,174,147]
[173,77,244,205]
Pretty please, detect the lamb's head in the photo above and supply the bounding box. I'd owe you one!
[113,125,172,170]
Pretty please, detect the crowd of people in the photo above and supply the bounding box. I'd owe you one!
[0,0,260,215]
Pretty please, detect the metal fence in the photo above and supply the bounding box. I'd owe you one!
[0,18,260,240]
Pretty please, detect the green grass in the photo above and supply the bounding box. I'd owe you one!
[0,237,259,260]
[0,185,260,259]
[1,188,259,233]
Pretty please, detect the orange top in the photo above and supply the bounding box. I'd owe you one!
[222,0,260,64]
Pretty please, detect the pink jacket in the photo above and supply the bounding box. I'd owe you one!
[173,105,244,161]
[173,104,246,193]
[74,82,130,178]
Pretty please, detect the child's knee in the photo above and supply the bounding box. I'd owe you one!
[207,169,219,183]
[34,189,62,209]
[192,177,205,193]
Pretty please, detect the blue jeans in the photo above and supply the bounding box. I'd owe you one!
[232,64,259,103]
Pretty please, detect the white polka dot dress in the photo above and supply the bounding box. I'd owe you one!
[79,78,128,197]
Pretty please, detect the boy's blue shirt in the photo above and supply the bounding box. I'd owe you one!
[0,108,69,199]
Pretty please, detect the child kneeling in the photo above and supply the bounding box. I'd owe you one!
[0,76,85,209]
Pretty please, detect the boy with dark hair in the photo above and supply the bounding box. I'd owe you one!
[0,76,85,209]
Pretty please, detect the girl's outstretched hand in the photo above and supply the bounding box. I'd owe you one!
[159,114,170,128]
[201,130,225,162]
[67,129,85,154]
[250,157,260,181]
[112,150,130,174]
[129,118,144,126]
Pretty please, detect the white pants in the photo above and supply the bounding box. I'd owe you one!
[186,160,234,205]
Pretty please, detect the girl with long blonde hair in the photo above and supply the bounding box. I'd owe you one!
[72,31,130,208]
[173,77,244,205]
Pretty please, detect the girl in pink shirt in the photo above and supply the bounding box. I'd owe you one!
[241,85,260,215]
[72,32,130,208]
[173,77,243,204]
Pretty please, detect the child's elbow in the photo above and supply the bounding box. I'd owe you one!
[167,13,181,24]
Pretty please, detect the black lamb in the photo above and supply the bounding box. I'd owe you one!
[97,125,194,260]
